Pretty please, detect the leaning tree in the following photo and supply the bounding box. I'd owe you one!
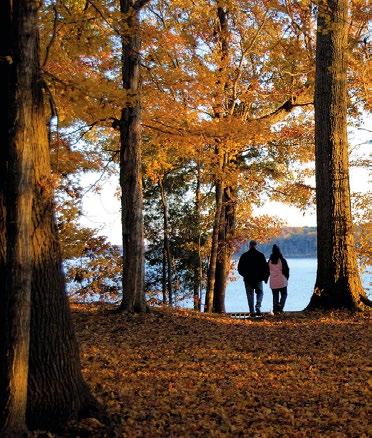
[0,0,100,434]
[307,0,368,310]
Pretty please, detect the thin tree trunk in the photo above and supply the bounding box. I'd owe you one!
[213,201,227,314]
[205,2,230,313]
[0,0,33,433]
[193,164,202,311]
[159,177,173,306]
[205,168,224,313]
[162,246,167,304]
[119,0,146,313]
[213,186,236,313]
[307,0,367,310]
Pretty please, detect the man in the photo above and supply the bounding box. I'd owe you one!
[237,240,269,316]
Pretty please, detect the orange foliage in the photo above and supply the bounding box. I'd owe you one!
[39,1,369,297]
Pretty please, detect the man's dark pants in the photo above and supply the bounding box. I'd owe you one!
[244,279,263,314]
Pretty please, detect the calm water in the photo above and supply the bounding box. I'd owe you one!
[225,258,371,312]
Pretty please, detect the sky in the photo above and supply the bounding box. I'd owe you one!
[80,124,371,246]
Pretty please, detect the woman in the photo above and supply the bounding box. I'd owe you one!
[268,244,290,313]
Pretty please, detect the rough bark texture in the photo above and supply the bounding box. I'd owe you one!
[0,0,34,434]
[1,0,99,432]
[308,0,367,310]
[27,17,99,435]
[27,148,98,428]
[0,0,10,270]
[119,0,146,313]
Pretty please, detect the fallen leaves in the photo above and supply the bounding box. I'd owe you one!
[70,304,370,437]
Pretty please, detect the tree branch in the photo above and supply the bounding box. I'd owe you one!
[133,0,151,11]
[254,85,313,123]
[86,0,121,35]
[42,4,58,68]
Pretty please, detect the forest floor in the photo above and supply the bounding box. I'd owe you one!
[66,304,369,437]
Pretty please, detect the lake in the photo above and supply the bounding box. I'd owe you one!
[224,258,371,312]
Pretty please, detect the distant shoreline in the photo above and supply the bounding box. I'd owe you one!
[233,255,317,260]
[237,226,317,259]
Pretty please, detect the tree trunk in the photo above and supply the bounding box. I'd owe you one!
[0,0,10,296]
[0,2,10,271]
[205,3,230,313]
[162,246,167,304]
[193,164,202,311]
[0,0,100,432]
[213,186,236,313]
[205,170,224,312]
[213,201,227,314]
[28,212,99,429]
[119,0,146,313]
[307,0,367,310]
[0,0,33,434]
[159,178,173,306]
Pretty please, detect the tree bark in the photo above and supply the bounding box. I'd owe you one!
[193,164,202,311]
[205,169,224,312]
[307,0,367,310]
[0,0,33,434]
[205,3,230,313]
[213,186,236,313]
[162,246,167,304]
[28,165,99,428]
[213,202,227,314]
[118,0,146,313]
[0,0,100,432]
[0,2,10,270]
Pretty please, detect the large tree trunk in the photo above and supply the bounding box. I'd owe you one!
[307,0,367,310]
[0,3,10,267]
[1,0,100,432]
[0,0,33,434]
[27,155,99,428]
[118,0,146,313]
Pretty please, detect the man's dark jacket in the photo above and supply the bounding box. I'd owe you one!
[237,247,269,284]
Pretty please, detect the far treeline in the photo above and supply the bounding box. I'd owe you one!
[0,0,371,435]
[239,227,318,258]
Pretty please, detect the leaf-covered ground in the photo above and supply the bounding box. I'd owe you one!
[71,305,370,437]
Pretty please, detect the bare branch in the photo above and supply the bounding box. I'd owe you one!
[86,0,121,35]
[133,0,151,11]
[42,4,58,68]
[254,85,313,123]
[77,153,120,205]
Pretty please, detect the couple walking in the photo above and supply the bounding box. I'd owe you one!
[237,240,289,316]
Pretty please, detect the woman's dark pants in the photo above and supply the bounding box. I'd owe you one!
[272,287,287,312]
